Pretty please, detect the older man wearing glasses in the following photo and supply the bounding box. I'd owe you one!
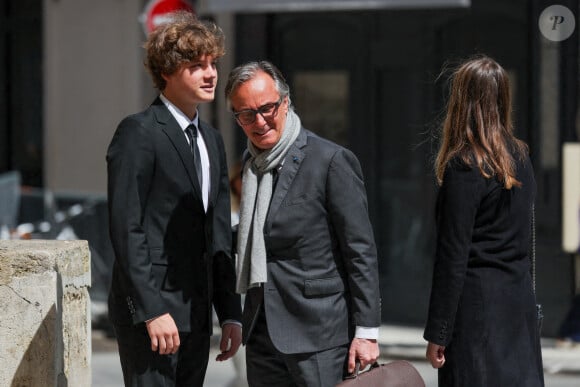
[224,60,381,387]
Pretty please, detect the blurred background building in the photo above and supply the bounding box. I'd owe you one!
[1,0,579,337]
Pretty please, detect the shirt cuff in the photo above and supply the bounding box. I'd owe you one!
[355,326,379,340]
[221,319,242,328]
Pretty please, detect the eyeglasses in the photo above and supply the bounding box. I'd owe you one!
[233,97,283,126]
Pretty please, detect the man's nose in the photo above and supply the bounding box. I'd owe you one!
[205,66,217,78]
[254,111,267,126]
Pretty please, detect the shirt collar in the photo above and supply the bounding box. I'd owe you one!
[159,94,199,131]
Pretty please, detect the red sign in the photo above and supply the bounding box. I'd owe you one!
[141,0,195,34]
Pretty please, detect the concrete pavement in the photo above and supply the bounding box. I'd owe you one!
[92,325,580,386]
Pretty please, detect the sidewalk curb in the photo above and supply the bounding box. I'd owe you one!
[378,325,580,375]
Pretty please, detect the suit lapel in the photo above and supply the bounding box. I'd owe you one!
[264,128,307,232]
[152,99,203,200]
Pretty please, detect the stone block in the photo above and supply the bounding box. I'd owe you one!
[0,240,91,387]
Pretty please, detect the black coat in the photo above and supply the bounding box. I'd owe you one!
[424,154,544,386]
[106,98,241,333]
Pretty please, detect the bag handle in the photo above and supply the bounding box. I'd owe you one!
[531,203,544,329]
[344,362,380,379]
[531,203,536,294]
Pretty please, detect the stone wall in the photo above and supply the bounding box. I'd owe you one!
[0,240,91,386]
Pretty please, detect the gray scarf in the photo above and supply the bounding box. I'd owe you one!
[236,109,301,293]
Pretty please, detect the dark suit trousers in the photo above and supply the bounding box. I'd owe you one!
[246,304,348,387]
[114,323,210,387]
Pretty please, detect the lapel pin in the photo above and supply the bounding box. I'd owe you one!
[292,156,299,163]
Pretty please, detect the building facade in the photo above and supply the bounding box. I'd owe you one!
[1,0,578,335]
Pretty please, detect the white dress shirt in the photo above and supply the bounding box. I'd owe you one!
[160,94,210,212]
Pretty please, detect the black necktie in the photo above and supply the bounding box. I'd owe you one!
[185,124,203,189]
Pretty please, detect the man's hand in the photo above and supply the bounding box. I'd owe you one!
[216,323,242,361]
[347,338,380,373]
[145,313,180,355]
[426,341,446,368]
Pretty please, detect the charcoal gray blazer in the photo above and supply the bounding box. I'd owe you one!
[107,97,241,333]
[242,128,381,354]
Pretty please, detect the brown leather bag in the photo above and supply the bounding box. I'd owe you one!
[336,361,426,387]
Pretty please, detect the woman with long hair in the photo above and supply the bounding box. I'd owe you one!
[423,56,544,386]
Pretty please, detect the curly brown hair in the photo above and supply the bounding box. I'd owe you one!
[144,11,225,90]
[435,55,528,189]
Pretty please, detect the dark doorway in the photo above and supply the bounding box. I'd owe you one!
[0,1,43,187]
[236,0,572,335]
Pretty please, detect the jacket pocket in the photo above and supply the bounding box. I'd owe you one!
[149,247,165,264]
[149,248,179,291]
[283,193,310,206]
[304,276,344,296]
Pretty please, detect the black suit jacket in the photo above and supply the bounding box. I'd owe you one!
[242,128,381,354]
[107,98,241,333]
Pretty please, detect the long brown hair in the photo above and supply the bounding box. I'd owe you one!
[435,55,528,189]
